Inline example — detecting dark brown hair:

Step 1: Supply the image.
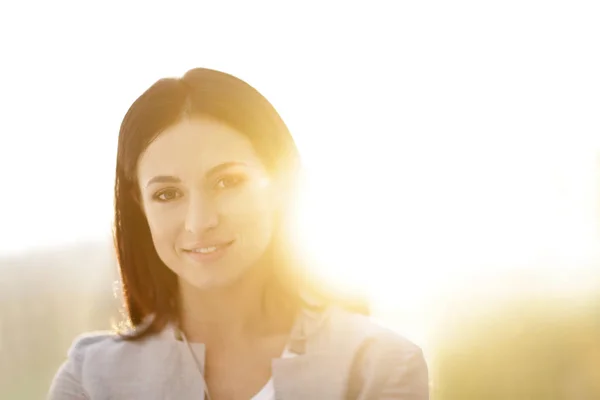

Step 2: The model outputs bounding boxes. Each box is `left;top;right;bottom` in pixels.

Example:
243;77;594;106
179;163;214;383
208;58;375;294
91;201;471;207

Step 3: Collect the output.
114;68;367;339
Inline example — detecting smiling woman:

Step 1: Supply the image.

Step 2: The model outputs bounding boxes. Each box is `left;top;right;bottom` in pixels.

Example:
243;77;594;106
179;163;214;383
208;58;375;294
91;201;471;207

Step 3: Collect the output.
47;67;429;399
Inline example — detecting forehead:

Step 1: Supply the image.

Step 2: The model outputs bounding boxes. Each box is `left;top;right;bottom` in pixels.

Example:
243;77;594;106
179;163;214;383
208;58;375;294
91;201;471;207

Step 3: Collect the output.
137;117;263;181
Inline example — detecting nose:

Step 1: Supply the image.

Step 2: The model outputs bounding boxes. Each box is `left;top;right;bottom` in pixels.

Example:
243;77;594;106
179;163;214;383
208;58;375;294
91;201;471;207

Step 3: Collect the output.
184;190;219;234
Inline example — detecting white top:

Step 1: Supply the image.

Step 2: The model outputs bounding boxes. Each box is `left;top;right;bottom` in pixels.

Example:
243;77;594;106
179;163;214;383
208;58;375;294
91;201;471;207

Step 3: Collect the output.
251;348;297;400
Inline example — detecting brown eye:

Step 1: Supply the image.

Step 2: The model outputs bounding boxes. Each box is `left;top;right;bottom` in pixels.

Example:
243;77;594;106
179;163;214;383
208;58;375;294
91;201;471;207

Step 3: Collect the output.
215;174;246;190
153;188;182;202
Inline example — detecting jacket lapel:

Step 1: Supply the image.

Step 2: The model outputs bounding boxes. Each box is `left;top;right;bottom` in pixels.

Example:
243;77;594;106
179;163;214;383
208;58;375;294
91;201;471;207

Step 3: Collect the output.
159;324;208;400
169;342;207;399
154;305;366;400
271;306;366;400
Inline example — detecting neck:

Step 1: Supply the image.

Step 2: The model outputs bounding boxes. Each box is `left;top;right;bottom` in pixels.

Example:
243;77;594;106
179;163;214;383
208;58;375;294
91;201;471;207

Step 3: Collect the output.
177;267;295;344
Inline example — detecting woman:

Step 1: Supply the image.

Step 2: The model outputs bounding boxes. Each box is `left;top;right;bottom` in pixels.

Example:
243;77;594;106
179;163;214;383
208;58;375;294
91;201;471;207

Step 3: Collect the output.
48;67;428;399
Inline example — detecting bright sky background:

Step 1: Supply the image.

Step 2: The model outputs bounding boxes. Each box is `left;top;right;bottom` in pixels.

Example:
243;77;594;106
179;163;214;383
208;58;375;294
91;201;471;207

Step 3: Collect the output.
1;1;600;337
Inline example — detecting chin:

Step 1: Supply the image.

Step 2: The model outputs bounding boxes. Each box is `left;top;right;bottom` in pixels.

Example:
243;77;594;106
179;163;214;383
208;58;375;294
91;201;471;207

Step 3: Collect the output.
182;268;247;291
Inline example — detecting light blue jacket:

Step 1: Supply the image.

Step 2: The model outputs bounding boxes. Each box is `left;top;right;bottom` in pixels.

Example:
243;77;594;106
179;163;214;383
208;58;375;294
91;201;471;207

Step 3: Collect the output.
48;306;429;399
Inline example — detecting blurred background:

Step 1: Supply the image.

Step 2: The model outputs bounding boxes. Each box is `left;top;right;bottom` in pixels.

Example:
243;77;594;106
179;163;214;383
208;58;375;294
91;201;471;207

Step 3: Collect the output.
1;1;600;399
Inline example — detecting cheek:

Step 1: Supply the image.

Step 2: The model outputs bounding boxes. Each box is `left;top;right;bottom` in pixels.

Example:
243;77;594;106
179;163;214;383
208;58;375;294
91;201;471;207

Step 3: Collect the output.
219;190;276;252
144;205;183;249
219;188;274;226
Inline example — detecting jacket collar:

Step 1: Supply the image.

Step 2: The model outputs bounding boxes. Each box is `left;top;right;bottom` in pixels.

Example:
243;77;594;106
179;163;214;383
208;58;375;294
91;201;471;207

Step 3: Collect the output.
147;305;357;400
135;298;365;399
272;305;364;399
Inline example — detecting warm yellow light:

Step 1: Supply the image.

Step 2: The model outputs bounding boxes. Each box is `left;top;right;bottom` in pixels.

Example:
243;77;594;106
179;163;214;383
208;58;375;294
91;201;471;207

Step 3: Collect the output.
293;141;600;319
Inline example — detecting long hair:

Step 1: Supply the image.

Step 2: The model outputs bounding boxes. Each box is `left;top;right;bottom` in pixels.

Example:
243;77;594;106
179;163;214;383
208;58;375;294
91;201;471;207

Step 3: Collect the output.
114;68;368;340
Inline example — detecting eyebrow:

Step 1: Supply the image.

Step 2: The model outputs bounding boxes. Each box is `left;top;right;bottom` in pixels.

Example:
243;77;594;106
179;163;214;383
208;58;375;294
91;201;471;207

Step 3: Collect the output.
144;161;248;188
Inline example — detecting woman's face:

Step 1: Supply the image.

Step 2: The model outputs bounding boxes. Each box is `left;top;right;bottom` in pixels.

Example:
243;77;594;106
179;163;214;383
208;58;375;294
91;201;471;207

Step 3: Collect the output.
137;117;277;290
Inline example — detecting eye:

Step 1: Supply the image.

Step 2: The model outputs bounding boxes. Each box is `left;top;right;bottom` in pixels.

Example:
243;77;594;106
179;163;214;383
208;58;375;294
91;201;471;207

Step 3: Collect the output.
214;174;246;190
152;188;183;202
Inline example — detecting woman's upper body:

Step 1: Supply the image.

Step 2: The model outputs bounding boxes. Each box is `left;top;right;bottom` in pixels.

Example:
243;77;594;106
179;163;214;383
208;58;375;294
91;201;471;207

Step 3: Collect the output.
48;67;428;399
48;305;428;399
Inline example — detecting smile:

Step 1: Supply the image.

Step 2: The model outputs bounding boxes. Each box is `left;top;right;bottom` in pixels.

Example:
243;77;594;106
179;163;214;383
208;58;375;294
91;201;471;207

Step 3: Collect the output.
192;246;220;254
183;240;235;262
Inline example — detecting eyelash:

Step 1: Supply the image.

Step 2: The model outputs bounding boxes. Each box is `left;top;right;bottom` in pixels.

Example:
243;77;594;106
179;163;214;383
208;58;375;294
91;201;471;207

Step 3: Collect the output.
152;188;182;203
214;173;246;190
151;174;247;203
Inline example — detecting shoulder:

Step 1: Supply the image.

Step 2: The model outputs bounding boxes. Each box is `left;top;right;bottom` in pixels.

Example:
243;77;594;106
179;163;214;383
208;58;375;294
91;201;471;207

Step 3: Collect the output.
48;328;170;399
67;330;129;363
326;306;423;354
48;331;120;399
67;327;171;374
325;307;430;398
69;330;120;355
62;315;163;368
59;331;133;381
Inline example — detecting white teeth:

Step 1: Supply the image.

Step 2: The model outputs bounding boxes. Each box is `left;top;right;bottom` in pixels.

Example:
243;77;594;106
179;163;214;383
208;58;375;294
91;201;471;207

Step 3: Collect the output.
193;246;218;254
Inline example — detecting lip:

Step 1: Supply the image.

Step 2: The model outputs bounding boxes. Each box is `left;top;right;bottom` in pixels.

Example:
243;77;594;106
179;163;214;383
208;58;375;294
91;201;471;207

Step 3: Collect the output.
182;240;235;264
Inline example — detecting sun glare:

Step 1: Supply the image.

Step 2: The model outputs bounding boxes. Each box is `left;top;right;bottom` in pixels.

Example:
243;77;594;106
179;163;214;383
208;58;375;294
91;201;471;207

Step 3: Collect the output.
293;141;600;316
1;2;598;350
